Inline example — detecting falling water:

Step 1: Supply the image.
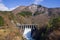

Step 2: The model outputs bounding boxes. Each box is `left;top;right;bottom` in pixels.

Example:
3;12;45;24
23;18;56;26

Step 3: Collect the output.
23;28;34;40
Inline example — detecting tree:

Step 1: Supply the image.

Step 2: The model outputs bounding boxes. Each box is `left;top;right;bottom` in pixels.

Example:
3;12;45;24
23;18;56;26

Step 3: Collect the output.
0;16;4;26
49;17;60;29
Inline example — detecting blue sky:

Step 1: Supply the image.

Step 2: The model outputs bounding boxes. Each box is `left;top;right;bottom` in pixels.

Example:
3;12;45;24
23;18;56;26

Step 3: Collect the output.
0;0;60;11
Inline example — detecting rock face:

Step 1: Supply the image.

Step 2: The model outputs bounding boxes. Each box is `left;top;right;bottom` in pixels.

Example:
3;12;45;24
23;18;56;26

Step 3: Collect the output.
12;4;60;16
12;4;60;27
48;8;60;17
12;4;48;15
12;6;26;14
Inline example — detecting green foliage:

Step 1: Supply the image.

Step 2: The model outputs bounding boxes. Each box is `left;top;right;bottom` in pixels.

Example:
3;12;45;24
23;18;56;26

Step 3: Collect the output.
18;11;32;17
32;17;60;40
0;16;4;26
0;11;9;15
9;13;15;20
49;17;60;27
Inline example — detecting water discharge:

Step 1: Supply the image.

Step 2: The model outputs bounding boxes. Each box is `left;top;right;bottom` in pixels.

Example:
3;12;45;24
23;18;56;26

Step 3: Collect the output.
23;28;34;40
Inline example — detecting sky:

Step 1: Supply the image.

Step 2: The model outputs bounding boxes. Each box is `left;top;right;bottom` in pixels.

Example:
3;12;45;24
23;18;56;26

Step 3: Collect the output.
0;0;60;11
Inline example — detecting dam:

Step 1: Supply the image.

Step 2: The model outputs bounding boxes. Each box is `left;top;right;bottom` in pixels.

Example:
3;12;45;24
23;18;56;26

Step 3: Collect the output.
17;24;38;40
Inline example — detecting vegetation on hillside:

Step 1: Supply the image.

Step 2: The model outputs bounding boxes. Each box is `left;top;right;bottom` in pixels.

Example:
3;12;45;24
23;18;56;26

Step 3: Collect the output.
9;13;16;20
0;11;25;40
0;10;60;40
34;11;45;16
48;17;60;27
0;11;11;15
32;17;60;40
18;11;32;17
0;16;4;26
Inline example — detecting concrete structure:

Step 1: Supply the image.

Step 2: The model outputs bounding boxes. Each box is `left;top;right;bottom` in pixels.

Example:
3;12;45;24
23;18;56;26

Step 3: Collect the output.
17;24;38;40
17;24;38;29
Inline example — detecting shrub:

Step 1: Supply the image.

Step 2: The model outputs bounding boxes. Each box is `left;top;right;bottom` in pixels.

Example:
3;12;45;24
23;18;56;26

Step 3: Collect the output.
32;17;60;40
0;16;4;26
49;17;60;27
18;11;32;17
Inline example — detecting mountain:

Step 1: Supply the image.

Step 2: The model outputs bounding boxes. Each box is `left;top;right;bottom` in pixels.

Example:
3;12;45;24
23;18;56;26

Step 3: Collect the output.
12;4;60;27
12;4;48;15
0;4;51;27
0;4;60;40
12;4;60;16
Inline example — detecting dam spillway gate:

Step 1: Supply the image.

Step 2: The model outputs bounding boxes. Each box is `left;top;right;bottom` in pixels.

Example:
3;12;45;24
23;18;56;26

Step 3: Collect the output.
17;24;38;30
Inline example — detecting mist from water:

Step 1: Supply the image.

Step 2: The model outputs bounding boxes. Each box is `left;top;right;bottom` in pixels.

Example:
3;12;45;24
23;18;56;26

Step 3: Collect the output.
23;28;34;40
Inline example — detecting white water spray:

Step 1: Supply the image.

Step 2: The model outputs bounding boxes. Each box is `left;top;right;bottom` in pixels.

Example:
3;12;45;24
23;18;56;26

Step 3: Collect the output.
23;28;34;40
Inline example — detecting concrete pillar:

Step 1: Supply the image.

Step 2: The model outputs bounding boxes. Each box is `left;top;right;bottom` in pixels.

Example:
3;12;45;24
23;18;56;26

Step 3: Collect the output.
23;25;24;30
33;25;35;29
29;25;30;28
20;25;21;29
29;25;30;29
27;25;28;28
32;25;33;29
28;25;29;28
24;25;25;29
30;25;31;28
21;25;23;29
26;25;28;28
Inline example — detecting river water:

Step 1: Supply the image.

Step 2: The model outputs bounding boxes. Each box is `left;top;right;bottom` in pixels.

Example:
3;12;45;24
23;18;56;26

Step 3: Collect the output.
23;28;34;40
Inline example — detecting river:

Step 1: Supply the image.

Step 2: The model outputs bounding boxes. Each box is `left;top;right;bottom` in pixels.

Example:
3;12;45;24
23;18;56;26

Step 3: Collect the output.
23;28;34;40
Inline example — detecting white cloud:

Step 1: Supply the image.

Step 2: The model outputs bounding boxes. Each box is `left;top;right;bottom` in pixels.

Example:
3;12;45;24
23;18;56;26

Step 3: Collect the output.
34;0;44;4
0;3;19;11
0;3;9;11
9;6;19;11
0;0;19;11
